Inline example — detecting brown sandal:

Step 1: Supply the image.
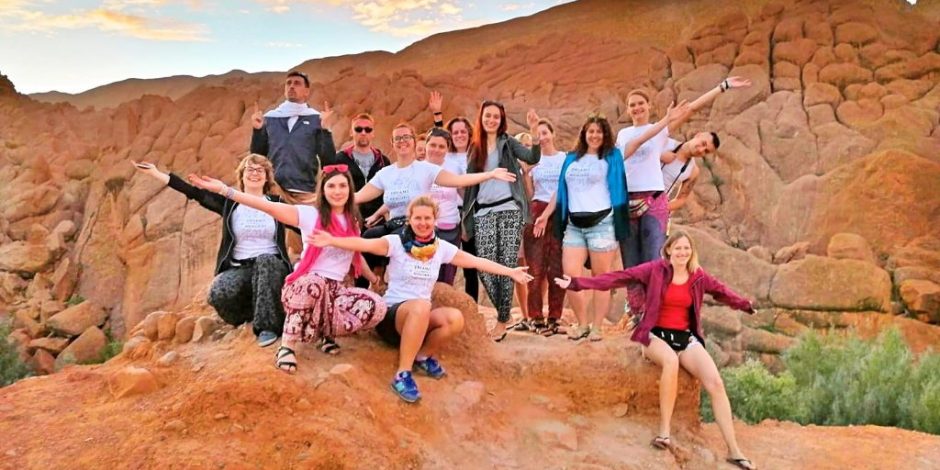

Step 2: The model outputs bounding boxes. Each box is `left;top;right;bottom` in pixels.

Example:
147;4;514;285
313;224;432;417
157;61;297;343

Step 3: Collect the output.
650;436;671;450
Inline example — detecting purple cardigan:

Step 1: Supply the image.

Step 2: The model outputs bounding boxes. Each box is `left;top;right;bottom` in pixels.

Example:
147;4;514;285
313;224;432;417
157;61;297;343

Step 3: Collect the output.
568;259;754;346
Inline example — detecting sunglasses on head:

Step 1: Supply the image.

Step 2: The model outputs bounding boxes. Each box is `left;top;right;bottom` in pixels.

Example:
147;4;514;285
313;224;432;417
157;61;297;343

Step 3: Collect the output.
354;126;373;134
322;164;348;174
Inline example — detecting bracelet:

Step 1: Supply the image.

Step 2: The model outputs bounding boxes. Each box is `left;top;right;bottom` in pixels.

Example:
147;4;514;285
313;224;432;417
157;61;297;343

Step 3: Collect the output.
433;111;443;116
219;185;235;199
720;79;730;92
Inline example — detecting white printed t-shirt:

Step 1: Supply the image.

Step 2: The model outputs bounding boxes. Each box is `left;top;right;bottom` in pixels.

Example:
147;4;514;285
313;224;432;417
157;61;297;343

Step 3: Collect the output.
368;161;443;219
616;124;669;192
296;206;355;281
383;235;459;305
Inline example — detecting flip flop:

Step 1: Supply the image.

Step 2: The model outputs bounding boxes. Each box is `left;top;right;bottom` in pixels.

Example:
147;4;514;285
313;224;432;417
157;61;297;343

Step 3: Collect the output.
274;346;297;374
726;458;756;470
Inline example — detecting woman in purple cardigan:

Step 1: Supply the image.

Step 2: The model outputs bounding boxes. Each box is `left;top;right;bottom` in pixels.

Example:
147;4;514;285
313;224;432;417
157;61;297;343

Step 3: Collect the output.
555;231;757;470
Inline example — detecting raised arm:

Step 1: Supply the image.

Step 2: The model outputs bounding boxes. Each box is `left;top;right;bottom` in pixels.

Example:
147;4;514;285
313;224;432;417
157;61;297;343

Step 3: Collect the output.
308;231;390;257
450;251;533;284
668;76;751;133
355;183;385;205
507;109;543;165
187;174;300;227
249;102;269;156
623;101;685;159
434;168;516;188
429;91;445;128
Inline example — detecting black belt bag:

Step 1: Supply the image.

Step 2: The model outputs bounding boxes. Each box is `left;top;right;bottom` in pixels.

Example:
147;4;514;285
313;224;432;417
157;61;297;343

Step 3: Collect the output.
385;216;406;232
569;208;611;228
476;196;515;211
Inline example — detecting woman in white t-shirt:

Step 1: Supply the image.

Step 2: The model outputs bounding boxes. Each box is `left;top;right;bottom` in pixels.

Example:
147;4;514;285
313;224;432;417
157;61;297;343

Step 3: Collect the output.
520;119;567;335
132;155;291;349
424;127;463;284
310;196;533;404
187;165;386;375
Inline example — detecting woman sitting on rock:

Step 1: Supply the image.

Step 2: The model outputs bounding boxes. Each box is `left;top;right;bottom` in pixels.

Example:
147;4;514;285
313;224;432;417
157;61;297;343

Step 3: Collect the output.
310;196;533;403
186;165;386;374
132;156;291;348
555;231;757;470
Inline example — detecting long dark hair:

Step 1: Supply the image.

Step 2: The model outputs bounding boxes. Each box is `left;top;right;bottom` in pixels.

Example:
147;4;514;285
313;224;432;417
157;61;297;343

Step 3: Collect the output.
316;167;362;230
445;116;473;153
469;100;507;173
574;114;615;160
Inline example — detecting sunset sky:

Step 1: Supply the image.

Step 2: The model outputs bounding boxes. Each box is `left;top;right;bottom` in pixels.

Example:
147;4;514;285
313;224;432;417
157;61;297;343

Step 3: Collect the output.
0;0;569;94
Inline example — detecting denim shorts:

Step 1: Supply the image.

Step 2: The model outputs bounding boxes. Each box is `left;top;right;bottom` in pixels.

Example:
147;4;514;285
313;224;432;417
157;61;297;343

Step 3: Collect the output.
563;214;618;252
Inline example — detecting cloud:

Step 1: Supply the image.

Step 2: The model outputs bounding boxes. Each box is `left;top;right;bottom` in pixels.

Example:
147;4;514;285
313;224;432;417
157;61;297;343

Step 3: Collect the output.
500;2;533;11
0;1;209;41
266;41;304;48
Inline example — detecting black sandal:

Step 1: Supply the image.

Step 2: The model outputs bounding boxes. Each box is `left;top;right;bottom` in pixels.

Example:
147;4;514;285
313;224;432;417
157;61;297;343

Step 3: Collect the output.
650;436;671;450
511;319;533;332
275;346;297;374
539;320;564;337
726;458;756;470
319;337;341;355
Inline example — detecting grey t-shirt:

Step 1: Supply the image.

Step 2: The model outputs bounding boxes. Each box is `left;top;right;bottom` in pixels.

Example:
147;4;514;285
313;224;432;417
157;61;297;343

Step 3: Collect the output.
475;148;517;217
352;149;374;177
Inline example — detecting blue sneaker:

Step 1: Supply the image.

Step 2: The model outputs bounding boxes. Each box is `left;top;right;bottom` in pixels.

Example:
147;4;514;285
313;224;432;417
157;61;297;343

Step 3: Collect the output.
257;330;278;348
391;371;421;403
413;356;446;379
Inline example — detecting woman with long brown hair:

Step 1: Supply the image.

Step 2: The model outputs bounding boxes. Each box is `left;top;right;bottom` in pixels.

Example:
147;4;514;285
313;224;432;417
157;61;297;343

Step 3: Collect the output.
462;100;541;341
555;231;757;470
187;165;387;374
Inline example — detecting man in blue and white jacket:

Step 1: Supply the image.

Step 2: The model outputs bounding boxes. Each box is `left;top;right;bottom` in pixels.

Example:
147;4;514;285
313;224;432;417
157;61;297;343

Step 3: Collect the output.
250;70;336;203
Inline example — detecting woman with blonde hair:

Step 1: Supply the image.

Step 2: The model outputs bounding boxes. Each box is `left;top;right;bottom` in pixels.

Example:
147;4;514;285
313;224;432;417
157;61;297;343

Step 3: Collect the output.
311;196;533;403
555;231;757;470
131;154;292;348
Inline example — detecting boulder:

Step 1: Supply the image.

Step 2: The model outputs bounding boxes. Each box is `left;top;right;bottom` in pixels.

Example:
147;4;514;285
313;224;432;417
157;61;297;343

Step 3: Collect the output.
30;348;56;375
192;316;220;342
54;326;107;370
834;22;878;45
122;336;153;360
747;246;773;264
13;310;46;338
27;337;69;355
174;316;196;343
769;255;892;311
108;366;160;398
818;63;873;88
0;272;27;304
740;328;795;354
701;305;743;336
773;38;817;66
804;82;842;108
899;280;940;322
827;233;875;264
678;226;776;302
46;301;107;337
50;258;80;302
0;241;54;273
773;242;810;264
157;312;180;341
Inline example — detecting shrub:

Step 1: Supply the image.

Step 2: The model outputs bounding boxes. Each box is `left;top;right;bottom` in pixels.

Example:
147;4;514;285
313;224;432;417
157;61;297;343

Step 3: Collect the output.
703;328;940;435
0;324;32;387
65;294;85;307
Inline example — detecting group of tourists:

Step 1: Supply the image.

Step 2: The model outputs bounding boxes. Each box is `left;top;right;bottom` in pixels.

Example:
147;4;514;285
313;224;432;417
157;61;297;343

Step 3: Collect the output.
132;70;758;469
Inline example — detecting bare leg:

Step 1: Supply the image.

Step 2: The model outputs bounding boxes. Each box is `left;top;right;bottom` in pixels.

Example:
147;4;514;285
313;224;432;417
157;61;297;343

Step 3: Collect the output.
514;256;529;319
643;336;681;439
418;307;465;358
394;300;432;373
562;247;590;325
587;249;617;327
679;344;749;462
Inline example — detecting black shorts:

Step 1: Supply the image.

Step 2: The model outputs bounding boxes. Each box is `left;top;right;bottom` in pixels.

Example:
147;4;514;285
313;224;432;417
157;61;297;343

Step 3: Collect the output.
650;327;699;352
375;302;404;346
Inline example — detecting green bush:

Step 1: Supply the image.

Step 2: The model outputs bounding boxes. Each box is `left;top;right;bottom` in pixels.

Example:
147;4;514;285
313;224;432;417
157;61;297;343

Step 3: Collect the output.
0;324;32;387
703;328;940;435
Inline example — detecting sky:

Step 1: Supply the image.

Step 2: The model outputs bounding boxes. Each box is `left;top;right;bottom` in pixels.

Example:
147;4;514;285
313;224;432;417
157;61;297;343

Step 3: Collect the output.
0;0;569;94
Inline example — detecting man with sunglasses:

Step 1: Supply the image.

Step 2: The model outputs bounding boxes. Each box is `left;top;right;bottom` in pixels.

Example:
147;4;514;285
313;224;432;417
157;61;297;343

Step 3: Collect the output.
332;113;391;288
250;70;336;203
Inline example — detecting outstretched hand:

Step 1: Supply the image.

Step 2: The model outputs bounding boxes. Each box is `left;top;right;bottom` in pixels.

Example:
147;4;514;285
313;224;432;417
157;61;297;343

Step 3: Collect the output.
526;108;540;131
187;174;227;194
664;99;690;121
307;229;335;248
320;101;334;128
554;275;572;289
508;266;534;284
429;91;443;114
488;167;517;183
726;76;752;89
532;214;549;238
131;160;162;177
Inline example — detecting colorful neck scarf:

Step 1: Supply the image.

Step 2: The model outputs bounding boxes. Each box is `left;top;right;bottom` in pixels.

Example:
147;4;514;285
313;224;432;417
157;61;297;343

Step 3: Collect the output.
285;211;363;284
399;225;438;262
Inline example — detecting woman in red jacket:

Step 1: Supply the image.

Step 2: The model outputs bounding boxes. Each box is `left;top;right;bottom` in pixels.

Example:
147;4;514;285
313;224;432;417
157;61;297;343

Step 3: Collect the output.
555;231;757;470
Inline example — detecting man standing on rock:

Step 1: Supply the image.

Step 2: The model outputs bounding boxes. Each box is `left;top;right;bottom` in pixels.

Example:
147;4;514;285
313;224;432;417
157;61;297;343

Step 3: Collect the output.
331;113;391;288
250;70;336;204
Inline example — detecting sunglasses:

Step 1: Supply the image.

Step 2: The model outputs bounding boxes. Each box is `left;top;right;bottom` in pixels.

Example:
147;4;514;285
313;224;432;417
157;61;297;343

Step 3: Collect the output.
354;126;373;134
322;164;348;173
